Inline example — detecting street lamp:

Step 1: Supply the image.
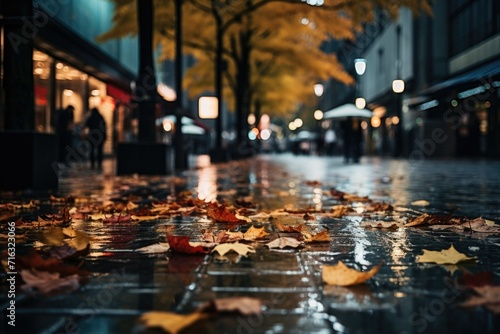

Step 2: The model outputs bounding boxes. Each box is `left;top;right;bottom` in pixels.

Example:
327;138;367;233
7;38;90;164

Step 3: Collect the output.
354;58;366;109
354;58;367;76
393;25;404;157
314;84;324;97
314;109;323;121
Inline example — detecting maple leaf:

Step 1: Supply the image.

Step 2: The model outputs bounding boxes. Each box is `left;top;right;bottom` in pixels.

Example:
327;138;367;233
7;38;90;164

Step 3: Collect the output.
416;245;475;265
103;213;132;224
461;286;500;313
325;205;351;218
266;237;302;249
275;222;304;233
207;203;242;223
212;243;255;257
243;226;269;241
167;235;208;254
140;311;207;334
322;261;382;286
135;242;171;253
303;230;330;243
199;297;263;315
20;269;80;296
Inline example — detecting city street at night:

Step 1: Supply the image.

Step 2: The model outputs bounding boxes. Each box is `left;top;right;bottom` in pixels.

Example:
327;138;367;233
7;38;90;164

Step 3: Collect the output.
1;154;500;333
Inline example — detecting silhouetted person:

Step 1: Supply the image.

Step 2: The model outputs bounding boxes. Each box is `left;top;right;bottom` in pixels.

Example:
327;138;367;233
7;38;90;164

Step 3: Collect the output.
84;107;107;169
342;118;362;163
56;105;75;163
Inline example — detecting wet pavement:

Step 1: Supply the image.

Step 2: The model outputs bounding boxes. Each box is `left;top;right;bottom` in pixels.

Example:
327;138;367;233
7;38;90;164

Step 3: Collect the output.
1;154;500;334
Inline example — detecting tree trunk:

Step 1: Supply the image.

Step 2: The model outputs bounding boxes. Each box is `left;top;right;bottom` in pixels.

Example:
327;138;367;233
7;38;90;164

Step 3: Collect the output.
2;0;35;130
136;0;157;142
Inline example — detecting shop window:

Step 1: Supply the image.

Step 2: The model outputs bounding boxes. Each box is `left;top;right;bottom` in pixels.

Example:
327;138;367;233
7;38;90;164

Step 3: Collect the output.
33;50;52;132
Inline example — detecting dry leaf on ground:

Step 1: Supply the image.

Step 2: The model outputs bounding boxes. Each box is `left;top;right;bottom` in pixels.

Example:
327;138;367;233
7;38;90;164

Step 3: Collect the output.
244;226;269;241
135;243;171;253
266;237;302;249
140;311;206;334
207;204;242;223
416;245;475;264
212;243;255;257
322;261;382;286
275;222;304;233
411;200;430;206
461;286;500;313
167;235;208;254
303;230;330;242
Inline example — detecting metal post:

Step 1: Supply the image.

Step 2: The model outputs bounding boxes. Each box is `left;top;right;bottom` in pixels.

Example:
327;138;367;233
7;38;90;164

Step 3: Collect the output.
174;0;187;169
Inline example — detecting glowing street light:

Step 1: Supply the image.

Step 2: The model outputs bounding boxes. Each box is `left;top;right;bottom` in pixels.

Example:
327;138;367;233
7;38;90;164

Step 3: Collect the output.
354;58;367;76
314;109;324;120
392;79;405;93
355;97;366;109
314;84;324;97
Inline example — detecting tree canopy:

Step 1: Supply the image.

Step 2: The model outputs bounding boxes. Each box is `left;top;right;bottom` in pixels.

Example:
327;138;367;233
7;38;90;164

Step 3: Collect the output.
98;0;431;121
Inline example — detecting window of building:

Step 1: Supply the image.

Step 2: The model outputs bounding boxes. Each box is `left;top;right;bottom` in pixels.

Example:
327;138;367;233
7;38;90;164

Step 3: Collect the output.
449;0;497;55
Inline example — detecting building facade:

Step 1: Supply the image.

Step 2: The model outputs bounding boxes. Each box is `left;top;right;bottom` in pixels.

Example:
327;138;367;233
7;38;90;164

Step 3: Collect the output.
329;0;500;158
1;0;139;154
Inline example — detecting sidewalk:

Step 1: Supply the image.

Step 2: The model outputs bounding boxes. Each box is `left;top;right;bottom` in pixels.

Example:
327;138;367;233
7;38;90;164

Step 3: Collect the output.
1;154;500;333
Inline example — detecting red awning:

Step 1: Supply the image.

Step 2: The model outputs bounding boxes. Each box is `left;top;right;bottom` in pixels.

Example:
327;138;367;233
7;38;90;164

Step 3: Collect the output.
107;84;131;103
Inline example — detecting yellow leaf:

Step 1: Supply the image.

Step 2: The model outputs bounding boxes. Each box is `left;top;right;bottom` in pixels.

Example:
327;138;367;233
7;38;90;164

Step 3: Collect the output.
416;245;475;264
322;261;382;286
235;214;252;223
212;243;256;257
411;200;430;206
131;215;159;222
244;226;269;241
140;311;206;334
303;230;330;242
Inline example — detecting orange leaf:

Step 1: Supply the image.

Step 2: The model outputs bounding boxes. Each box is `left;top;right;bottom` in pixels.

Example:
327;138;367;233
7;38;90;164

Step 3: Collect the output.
207;204;241;223
322;261;382;286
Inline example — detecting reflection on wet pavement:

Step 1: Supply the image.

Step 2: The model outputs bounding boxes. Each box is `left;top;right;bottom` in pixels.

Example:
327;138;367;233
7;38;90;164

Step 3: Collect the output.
1;154;500;333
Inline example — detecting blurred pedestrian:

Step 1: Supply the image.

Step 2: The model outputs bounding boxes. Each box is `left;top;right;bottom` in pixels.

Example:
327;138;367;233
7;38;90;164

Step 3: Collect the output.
56;105;75;163
342;118;362;163
84;107;107;170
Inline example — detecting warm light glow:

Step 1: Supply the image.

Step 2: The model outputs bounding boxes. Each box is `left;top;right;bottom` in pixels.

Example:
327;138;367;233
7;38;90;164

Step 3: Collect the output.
198;96;218;119
355;97;366;109
157;83;176;101
354;58;367;75
163;120;173;132
34;68;43;75
63;89;73;96
260;129;271;140
80;74;88;80
248;128;259;140
392;79;405;93
294;118;303;128
56;63;64;69
371;116;381;128
260;114;270;126
361;121;368;129
289;122;297;131
372;106;387;117
314;109;323;120
314;84;324;97
91;89;100;96
385;117;393;126
247;113;256;125
391;116;400;125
